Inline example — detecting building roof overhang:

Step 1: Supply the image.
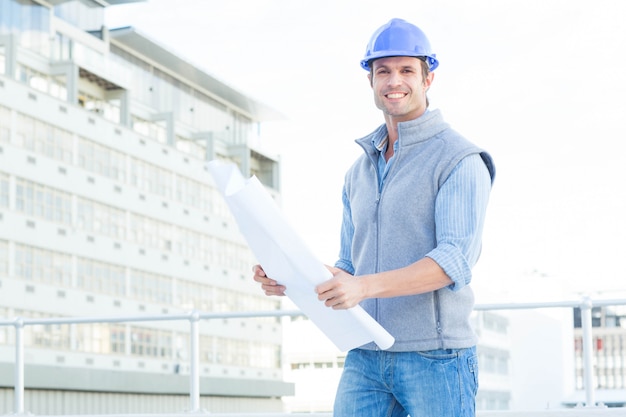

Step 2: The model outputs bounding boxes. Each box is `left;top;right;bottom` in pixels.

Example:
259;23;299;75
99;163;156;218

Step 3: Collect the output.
108;26;283;122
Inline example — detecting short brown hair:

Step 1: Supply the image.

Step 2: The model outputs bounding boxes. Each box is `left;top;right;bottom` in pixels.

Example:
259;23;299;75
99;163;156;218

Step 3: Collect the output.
368;56;430;80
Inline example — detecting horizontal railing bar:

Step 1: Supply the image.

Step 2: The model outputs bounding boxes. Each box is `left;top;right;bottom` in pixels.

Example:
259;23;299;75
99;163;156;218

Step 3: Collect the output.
2;297;626;327
0;310;304;327
476;298;626;311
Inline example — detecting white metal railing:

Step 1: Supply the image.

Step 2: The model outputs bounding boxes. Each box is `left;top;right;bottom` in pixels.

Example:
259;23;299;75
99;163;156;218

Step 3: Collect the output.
474;297;626;409
1;297;626;416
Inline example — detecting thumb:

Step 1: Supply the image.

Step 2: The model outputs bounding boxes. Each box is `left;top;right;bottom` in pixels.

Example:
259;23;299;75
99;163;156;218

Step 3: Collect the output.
324;264;342;277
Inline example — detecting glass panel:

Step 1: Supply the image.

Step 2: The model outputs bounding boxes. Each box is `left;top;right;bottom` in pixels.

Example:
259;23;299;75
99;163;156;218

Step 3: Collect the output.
0;46;5;75
5;0;53;58
53;0;104;31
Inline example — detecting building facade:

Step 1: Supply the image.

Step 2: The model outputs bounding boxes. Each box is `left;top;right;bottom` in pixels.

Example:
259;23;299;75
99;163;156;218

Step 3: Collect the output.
572;305;626;407
0;0;291;414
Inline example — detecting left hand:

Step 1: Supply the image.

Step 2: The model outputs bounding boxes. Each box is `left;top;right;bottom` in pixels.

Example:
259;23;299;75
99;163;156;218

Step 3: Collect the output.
315;266;366;309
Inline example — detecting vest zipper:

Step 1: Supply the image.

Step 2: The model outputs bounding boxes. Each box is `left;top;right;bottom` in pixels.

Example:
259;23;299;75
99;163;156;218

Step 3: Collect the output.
373;154;383;349
434;290;444;348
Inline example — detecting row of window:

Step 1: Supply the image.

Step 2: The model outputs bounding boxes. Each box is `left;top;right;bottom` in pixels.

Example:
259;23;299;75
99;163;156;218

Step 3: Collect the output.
479;311;509;335
477;347;510;376
476;391;511;411
0;172;247;268
0;107;227;214
0;239;277;312
16;64;68;101
575;370;626;391
574;335;626;389
0;307;280;369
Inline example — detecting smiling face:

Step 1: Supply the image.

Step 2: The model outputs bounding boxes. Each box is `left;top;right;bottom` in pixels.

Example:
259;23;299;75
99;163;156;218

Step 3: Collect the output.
368;56;434;125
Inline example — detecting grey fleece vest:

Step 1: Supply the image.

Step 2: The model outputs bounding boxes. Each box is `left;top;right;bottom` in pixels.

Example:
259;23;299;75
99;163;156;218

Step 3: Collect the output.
344;109;495;352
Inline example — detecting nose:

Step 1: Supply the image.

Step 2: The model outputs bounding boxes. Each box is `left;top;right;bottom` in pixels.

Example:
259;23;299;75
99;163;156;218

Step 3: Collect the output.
387;70;402;86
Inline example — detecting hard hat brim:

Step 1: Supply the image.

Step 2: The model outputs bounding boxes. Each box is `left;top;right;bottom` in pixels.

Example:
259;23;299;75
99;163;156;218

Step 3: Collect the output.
360;54;439;72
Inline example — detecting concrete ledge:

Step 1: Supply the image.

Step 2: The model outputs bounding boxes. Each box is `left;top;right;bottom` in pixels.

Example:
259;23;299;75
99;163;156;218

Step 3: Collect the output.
0;363;294;397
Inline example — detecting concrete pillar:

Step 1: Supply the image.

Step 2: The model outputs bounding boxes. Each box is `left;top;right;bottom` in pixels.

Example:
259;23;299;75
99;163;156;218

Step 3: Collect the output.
151;112;175;146
0;34;18;78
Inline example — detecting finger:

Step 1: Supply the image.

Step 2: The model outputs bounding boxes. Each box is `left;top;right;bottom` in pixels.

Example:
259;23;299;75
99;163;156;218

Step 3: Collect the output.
317;286;335;302
326;297;343;309
252;264;266;276
253;274;269;284
262;284;286;296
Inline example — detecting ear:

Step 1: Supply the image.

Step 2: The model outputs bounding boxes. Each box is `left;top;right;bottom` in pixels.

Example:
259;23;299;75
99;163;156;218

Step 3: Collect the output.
424;71;435;89
368;72;373;88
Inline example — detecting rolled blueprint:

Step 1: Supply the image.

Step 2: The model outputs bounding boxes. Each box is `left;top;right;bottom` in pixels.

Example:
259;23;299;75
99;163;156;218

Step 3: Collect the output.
207;160;394;351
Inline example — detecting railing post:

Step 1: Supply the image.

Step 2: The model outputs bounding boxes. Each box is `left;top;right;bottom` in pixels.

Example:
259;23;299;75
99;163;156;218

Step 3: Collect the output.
13;317;25;415
580;296;596;407
188;310;202;413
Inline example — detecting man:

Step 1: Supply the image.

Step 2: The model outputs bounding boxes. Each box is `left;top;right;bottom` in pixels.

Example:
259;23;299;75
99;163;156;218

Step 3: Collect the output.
253;18;495;417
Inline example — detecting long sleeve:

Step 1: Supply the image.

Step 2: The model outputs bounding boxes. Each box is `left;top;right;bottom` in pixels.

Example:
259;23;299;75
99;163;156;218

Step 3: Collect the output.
426;153;492;291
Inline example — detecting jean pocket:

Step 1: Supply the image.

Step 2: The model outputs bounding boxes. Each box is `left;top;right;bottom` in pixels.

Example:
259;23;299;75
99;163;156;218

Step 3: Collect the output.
415;348;462;360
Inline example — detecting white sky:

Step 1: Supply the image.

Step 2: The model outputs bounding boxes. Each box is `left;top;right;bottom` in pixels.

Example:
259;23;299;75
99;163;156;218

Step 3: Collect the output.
106;0;626;302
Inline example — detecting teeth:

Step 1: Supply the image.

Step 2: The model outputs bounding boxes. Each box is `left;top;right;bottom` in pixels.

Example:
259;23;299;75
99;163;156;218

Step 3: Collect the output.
387;93;405;99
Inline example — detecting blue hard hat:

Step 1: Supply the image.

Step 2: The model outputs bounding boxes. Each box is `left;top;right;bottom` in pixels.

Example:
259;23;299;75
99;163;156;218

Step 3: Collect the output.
360;18;439;72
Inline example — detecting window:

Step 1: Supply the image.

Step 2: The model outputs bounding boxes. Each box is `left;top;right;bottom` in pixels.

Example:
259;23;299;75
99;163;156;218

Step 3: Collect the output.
0;240;8;278
482;312;509;334
78;137;127;182
129;269;173;305
0;171;9;208
0;105;10;142
132;116;167;144
130;326;172;358
14;244;72;286
15;113;73;163
478;347;509;376
176;279;213;311
110;324;126;354
15;177;72;225
175;135;205;159
76;197;126;240
0;307;8;345
78;90;120;124
76;257;125;297
0;1;51;58
14;309;71;351
53;1;104;31
130;157;173;199
176;174;210;211
129;213;174;252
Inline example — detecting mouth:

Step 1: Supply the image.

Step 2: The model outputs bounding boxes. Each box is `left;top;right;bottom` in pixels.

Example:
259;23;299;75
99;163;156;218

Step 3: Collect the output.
385;92;408;99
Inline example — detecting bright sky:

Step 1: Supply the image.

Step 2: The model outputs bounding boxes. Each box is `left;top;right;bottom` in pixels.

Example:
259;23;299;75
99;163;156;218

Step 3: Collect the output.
106;0;626;302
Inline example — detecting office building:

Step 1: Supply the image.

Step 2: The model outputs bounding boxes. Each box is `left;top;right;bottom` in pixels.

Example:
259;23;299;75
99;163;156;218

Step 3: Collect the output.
571;305;626;407
0;0;291;414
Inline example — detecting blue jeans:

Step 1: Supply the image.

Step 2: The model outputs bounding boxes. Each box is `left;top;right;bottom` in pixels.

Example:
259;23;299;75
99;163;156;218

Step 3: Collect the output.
333;347;478;417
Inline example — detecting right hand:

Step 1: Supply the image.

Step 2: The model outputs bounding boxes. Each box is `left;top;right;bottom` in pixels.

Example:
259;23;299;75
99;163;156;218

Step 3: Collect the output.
252;264;286;296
